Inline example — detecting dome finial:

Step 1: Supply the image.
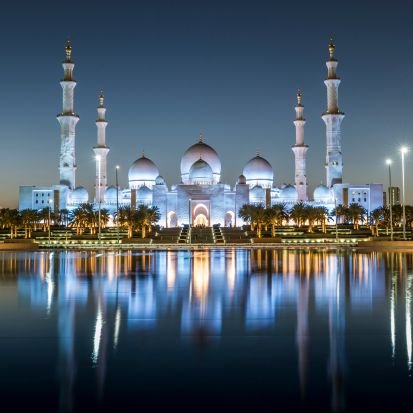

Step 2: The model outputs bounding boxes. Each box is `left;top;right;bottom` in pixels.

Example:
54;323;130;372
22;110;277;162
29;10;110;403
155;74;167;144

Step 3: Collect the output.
256;149;260;157
297;89;302;105
98;90;104;106
141;149;145;158
328;37;335;59
65;39;72;62
198;133;204;143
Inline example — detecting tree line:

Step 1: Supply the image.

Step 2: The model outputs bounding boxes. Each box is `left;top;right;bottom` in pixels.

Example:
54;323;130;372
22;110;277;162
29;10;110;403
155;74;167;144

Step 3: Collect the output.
238;202;410;238
0;203;160;239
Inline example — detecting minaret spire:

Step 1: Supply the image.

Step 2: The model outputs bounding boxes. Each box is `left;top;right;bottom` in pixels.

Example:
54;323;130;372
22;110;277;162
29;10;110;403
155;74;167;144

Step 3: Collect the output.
57;40;79;189
322;38;345;187
93;91;110;203
292;89;309;201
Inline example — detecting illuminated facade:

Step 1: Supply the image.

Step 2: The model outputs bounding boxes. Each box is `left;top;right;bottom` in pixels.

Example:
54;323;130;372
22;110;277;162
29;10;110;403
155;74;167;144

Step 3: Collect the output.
18;40;383;225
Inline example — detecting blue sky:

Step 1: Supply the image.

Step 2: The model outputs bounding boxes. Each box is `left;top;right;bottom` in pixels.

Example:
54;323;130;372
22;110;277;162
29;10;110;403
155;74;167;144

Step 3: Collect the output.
0;0;412;207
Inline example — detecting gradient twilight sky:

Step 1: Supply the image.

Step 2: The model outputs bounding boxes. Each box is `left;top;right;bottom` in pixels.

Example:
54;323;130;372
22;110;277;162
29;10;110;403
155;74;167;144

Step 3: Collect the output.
0;0;412;208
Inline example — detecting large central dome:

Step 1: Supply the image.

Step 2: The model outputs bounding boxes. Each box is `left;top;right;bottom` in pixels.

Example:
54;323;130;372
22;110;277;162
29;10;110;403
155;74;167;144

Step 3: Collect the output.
180;136;221;184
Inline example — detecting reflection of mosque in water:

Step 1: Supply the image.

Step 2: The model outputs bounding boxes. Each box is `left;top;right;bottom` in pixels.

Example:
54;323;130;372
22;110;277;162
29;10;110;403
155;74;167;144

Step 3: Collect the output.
2;250;413;412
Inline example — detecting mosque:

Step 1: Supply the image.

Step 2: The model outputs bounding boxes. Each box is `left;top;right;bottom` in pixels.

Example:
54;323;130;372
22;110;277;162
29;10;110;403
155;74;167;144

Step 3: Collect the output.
19;40;383;227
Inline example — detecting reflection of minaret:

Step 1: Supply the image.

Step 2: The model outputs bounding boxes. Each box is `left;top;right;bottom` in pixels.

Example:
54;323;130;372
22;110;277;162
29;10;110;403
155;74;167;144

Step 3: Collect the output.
57;253;75;413
57;41;79;189
322;39;345;188
296;278;309;398
406;272;412;371
292;90;309;201
390;254;396;359
328;267;346;412
93;92;110;203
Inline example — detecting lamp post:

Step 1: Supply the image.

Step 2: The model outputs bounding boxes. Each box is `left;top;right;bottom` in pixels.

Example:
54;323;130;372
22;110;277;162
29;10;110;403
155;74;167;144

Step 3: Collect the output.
401;147;408;240
96;155;102;243
334;195;338;241
48;199;52;247
115;165;120;244
386;159;393;241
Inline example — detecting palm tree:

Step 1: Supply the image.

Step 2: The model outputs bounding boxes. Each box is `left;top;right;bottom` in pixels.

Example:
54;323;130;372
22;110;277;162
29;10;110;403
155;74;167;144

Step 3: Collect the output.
135;205;160;238
238;204;255;227
290;202;307;228
238;204;266;237
0;208;20;238
117;206;138;238
264;207;278;237
58;208;70;227
69;203;93;235
314;206;330;233
251;204;266;238
331;204;349;225
370;207;383;237
19;209;39;238
37;208;51;231
348;203;366;230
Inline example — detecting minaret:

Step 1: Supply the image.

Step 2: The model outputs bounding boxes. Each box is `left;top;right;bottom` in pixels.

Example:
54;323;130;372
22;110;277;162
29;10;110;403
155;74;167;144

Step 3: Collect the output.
57;41;79;189
292;90;309;201
93;92;109;203
322;38;345;188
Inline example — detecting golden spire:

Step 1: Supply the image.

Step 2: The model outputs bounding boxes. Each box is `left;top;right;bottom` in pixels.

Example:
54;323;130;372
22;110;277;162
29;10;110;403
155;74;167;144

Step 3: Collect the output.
65;39;72;62
99;90;104;106
198;133;204;143
297;89;302;105
328;37;335;59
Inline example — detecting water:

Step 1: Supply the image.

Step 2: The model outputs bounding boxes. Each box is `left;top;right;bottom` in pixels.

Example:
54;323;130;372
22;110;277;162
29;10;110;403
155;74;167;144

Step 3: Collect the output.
0;248;412;412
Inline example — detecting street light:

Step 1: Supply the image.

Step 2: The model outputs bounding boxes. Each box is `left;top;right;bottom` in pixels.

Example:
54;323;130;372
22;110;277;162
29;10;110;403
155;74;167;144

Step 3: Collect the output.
386;159;393;241
115;165;120;245
334;195;338;241
48;198;52;247
96;155;102;243
401;147;408;240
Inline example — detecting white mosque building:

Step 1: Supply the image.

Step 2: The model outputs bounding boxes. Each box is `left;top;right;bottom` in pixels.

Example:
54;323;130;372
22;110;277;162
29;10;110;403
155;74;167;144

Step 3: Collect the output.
19;40;383;227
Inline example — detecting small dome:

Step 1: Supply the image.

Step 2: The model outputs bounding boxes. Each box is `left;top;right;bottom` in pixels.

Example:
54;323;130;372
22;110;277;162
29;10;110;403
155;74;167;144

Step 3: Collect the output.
249;184;265;204
313;184;331;201
189;158;213;184
128;155;159;189
71;186;88;203
237;174;247;185
280;184;297;200
180;137;221;184
155;175;166;185
137;185;152;203
243;154;273;188
104;185;118;202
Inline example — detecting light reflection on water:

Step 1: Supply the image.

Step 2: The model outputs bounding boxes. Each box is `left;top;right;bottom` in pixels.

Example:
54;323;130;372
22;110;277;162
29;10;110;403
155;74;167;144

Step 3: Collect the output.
0;248;413;412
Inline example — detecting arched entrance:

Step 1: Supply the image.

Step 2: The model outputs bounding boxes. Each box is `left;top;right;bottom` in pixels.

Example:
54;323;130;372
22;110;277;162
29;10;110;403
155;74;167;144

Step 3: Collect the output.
224;211;235;227
192;202;210;226
167;211;178;227
194;213;208;226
